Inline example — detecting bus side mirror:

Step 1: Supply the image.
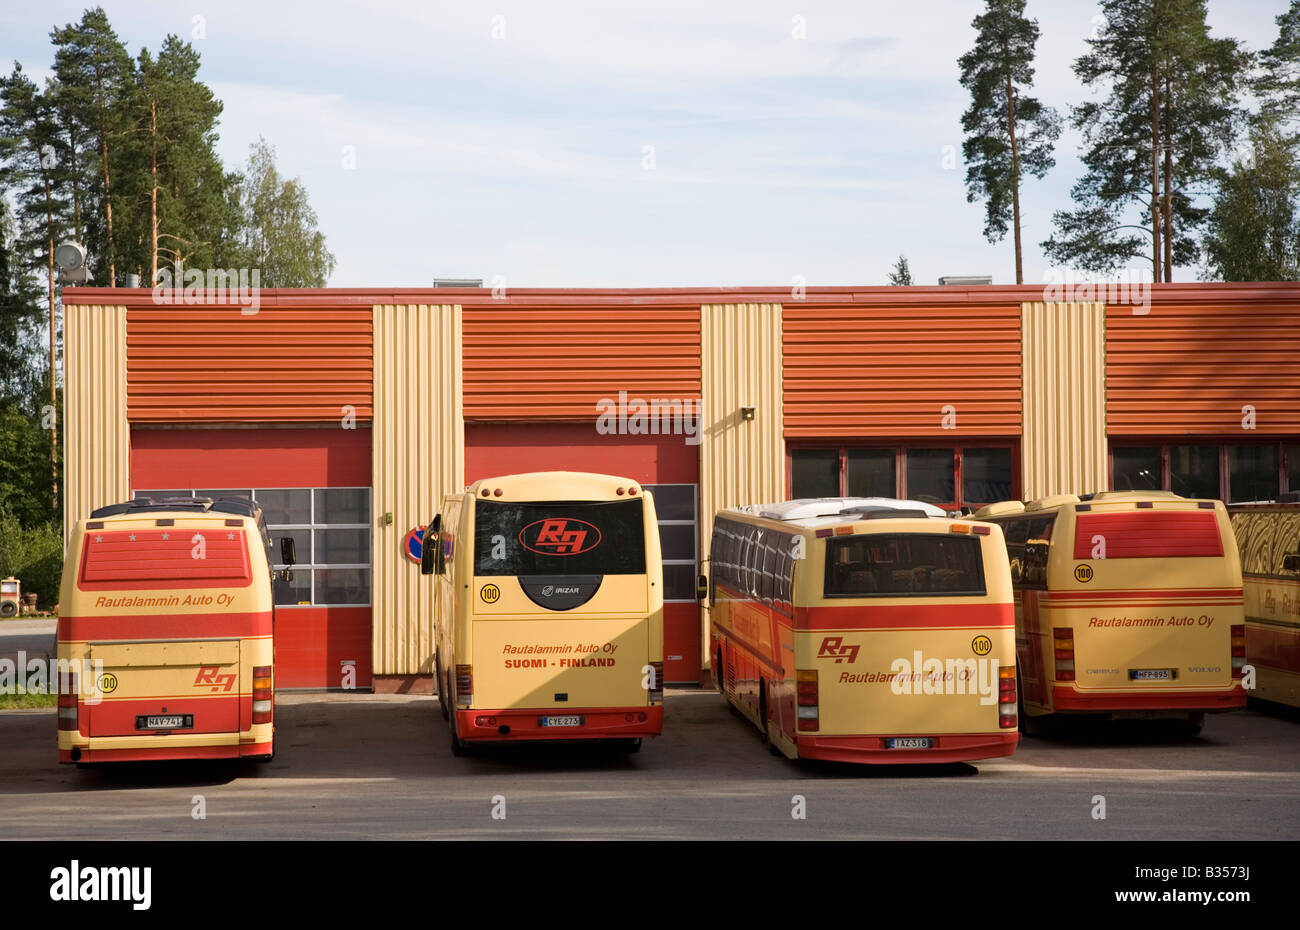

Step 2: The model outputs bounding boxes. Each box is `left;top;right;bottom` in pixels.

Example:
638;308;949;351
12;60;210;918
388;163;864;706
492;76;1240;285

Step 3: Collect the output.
280;537;297;566
421;515;442;576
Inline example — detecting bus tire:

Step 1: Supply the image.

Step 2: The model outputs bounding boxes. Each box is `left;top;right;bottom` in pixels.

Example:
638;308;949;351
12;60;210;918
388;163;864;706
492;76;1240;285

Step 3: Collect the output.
435;655;449;720
1180;711;1205;737
758;680;770;745
618;738;642;753
449;719;471;757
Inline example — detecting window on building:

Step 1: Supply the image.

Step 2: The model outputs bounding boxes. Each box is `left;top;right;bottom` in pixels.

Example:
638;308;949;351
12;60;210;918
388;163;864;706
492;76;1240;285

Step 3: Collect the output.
789;445;1016;510
1110;441;1293;502
642;484;697;602
133;487;372;606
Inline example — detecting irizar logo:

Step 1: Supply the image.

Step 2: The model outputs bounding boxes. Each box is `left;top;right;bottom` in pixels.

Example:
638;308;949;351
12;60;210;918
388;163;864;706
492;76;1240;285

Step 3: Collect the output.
50;860;151;910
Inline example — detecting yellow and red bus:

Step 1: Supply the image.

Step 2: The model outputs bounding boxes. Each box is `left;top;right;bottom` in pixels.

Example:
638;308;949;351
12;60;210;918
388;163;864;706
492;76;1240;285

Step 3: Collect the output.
972;491;1246;734
1228;500;1300;709
421;471;664;753
707;498;1019;764
57;496;293;764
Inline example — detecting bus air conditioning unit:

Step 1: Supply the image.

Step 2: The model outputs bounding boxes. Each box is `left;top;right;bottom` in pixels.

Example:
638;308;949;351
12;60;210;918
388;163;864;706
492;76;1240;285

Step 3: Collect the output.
0;577;19;617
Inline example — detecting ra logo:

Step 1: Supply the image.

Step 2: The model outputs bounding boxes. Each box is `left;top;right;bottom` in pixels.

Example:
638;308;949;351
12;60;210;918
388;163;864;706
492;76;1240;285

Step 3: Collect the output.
1264;590;1276;614
194;666;236;692
817;636;860;664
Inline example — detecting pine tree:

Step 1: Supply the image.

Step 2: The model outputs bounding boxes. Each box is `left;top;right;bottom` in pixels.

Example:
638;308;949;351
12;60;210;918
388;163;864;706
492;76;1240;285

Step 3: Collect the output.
887;255;913;285
50;7;134;285
958;0;1061;284
0;64;73;507
1042;0;1250;281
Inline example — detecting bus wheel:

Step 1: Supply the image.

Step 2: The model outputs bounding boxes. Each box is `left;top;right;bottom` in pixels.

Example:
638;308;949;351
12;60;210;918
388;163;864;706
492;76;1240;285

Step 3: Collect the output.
434;655;449;720
617;738;642;753
715;647;726;695
449;719;472;757
1180;712;1206;738
758;681;770;745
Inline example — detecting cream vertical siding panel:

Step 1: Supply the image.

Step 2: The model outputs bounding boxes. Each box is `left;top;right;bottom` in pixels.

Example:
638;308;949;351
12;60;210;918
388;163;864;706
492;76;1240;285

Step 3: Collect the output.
63;304;130;548
372;304;464;678
1021;302;1107;500
699;303;784;667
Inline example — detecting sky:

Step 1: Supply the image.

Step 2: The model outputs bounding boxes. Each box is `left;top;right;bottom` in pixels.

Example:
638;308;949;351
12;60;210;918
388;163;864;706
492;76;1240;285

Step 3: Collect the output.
0;0;1292;287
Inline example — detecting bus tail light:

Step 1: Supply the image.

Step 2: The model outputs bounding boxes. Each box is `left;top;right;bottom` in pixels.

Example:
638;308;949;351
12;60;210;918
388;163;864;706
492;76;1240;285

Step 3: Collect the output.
796;669;818;731
1053;628;1075;682
252;666;273;724
998;665;1017;728
58;670;78;731
1231;624;1246;678
648;662;664;703
455;665;473;706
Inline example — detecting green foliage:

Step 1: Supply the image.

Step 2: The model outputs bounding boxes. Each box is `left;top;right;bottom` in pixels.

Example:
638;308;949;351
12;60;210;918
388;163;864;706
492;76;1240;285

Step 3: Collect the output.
958;0;1061;282
1256;0;1300;125
887;255;913;286
232;138;336;286
0;401;54;525
1202;118;1300;281
1043;0;1251;279
0;508;64;612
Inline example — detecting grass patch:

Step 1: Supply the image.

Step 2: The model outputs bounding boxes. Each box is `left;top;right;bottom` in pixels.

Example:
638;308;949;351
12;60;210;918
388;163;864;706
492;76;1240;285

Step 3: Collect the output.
0;689;57;709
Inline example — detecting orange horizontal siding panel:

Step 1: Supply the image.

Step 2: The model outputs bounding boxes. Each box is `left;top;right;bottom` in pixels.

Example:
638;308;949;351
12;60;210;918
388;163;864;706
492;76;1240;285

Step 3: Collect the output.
125;305;373;423
783;303;1022;436
1106;302;1300;435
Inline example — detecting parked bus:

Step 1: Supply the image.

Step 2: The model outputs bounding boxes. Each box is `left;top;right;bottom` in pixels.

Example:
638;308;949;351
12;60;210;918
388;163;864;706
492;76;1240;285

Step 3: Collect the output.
972;491;1246;734
706;498;1019;764
57;496;295;764
1227;500;1300;709
421;471;664;754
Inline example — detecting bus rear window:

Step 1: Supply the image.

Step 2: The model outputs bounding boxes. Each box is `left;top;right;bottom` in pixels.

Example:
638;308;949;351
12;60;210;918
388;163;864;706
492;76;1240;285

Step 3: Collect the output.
1073;511;1223;559
79;530;252;588
824;534;986;597
474;499;646;576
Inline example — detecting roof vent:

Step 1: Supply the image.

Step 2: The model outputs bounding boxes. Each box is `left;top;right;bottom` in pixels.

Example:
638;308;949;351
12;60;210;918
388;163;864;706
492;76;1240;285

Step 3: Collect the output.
938;275;992;286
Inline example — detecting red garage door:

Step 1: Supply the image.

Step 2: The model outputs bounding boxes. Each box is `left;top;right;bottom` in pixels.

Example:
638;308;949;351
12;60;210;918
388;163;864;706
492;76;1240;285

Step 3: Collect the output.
130;427;373;690
466;423;702;683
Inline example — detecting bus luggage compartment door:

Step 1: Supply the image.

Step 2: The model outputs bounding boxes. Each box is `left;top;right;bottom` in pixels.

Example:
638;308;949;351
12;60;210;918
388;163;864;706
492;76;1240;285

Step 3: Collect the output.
474;618;648;709
86;640;241;737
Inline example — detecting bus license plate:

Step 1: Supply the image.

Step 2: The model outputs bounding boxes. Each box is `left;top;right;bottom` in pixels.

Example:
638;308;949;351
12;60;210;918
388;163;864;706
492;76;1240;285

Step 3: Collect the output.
137;715;192;730
887;737;933;749
539;715;584;728
1129;668;1173;681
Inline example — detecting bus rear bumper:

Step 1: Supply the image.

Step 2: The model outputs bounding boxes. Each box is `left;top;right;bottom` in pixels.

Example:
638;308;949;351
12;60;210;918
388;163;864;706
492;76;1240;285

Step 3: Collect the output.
455;706;663;742
794;731;1019;764
1051;685;1246;712
58;735;273;764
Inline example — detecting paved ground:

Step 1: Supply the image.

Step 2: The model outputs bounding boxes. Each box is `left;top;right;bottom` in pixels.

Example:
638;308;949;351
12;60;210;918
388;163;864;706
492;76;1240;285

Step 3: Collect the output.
1;687;1297;840
0;618;56;669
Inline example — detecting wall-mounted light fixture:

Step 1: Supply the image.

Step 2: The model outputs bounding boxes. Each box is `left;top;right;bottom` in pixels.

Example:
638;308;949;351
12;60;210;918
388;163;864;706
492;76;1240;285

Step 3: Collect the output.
383;511;394;526
740;406;756;421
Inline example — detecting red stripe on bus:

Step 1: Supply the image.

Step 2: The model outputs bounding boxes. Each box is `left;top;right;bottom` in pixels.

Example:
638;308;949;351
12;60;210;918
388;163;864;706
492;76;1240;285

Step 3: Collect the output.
1042;588;1242;602
1246;624;1300;674
1073;511;1223;560
1050;686;1244;711
59;611;273;641
796;602;1013;630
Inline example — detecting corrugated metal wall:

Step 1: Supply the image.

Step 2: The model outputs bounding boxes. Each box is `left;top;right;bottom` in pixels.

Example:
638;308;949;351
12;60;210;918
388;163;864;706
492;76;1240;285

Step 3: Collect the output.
127;305;373;421
64;304;131;546
371;304;464;677
699;302;784;668
462;306;700;418
783;303;1022;436
1107;301;1300;434
1021;302;1107;499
